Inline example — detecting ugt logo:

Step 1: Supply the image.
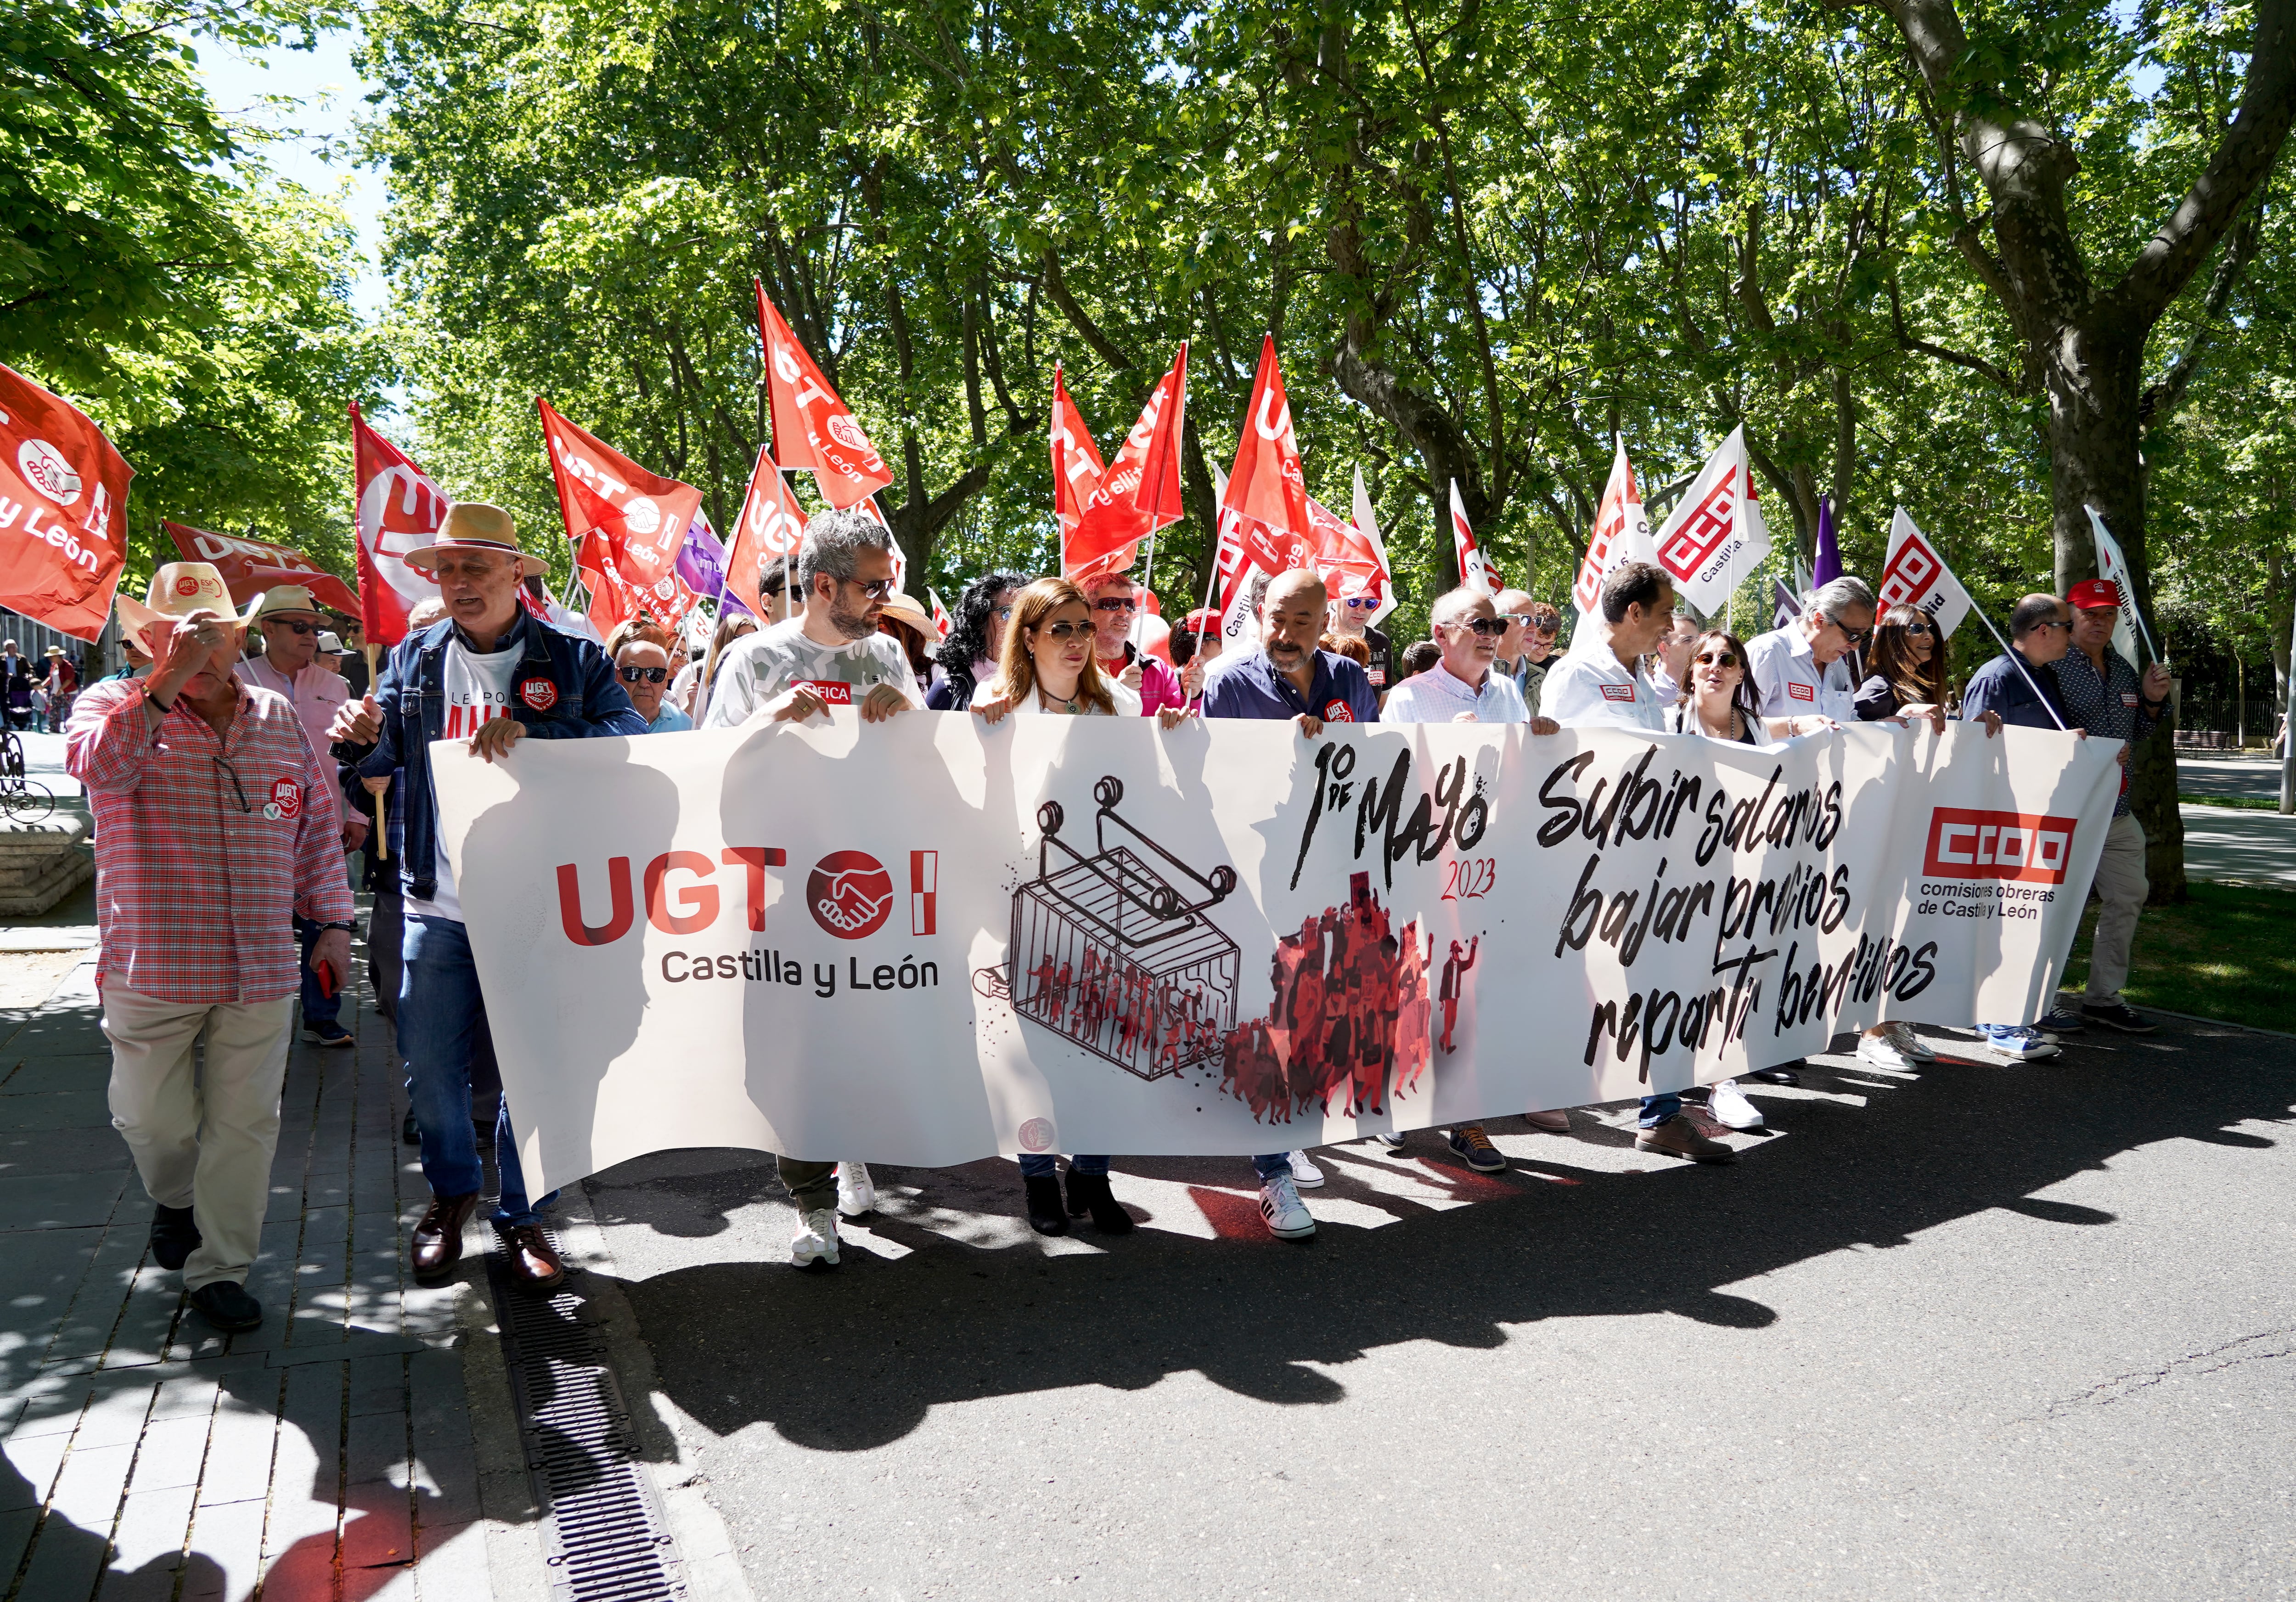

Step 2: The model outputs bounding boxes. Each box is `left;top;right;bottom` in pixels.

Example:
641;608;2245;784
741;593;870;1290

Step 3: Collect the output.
1923;808;2077;884
557;846;939;944
806;850;939;940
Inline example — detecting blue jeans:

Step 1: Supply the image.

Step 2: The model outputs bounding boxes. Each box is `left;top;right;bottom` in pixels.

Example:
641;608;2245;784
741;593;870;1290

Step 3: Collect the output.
400;914;556;1227
1638;1094;1680;1129
1019;1154;1109;1179
1253;1152;1292;1181
295;917;341;1030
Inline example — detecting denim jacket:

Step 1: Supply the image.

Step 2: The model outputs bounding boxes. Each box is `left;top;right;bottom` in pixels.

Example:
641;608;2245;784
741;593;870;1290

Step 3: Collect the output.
333;612;647;902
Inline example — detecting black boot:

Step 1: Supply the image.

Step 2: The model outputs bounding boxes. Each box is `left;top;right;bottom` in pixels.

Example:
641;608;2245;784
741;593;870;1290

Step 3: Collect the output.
150;1204;201;1271
1064;1170;1134;1235
1024;1173;1068;1235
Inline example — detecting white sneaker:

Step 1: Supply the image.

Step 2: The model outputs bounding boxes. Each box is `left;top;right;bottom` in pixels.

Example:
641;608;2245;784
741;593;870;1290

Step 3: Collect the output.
1259;1174;1316;1240
1980;1024;2060;1061
1886;1021;1937;1062
1288;1150;1325;1188
1856;1032;1916;1071
1709;1079;1765;1131
791;1207;841;1269
836;1162;876;1217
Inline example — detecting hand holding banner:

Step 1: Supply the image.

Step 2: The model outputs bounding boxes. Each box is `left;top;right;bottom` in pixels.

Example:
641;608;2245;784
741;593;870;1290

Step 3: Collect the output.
0;362;130;640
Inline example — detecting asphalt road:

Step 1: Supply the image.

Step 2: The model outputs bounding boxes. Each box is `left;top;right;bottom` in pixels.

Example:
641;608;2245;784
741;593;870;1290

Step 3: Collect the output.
2177;754;2285;801
574;1018;2296;1600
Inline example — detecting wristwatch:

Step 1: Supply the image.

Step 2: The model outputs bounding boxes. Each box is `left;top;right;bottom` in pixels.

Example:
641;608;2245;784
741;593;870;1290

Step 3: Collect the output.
321;920;357;934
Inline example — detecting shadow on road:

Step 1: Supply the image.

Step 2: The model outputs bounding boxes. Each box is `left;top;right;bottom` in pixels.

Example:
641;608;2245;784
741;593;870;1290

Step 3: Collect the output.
580;1019;2296;1452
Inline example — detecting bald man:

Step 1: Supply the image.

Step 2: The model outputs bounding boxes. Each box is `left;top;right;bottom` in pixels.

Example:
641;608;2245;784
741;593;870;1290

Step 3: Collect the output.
1199;569;1380;1240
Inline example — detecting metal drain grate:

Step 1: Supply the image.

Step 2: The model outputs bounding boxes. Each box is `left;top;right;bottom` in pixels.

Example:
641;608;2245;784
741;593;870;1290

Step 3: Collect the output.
488;1231;686;1602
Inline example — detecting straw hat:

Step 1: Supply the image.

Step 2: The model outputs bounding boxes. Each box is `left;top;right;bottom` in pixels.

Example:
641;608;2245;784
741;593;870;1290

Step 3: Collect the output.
116;562;249;636
247;584;323;623
404;502;524;571
877;592;936;638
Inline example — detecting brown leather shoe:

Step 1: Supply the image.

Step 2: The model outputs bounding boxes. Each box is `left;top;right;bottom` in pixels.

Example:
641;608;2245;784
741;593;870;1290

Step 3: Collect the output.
411;1192;481;1285
497;1224;566;1292
1635;1117;1738;1164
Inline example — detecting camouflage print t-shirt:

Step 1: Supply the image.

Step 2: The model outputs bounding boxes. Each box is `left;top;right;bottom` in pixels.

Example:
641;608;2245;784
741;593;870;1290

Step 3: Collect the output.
699;617;922;728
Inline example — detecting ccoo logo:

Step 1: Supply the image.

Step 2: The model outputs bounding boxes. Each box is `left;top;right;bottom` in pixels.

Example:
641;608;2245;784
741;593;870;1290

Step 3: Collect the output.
808;850;894;939
1923;807;2077;884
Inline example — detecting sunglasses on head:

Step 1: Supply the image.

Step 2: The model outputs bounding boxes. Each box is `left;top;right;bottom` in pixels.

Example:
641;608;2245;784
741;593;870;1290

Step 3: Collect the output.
1093;597;1138;613
1445;617;1508;637
1038;620;1090;640
617;664;668;684
266;619;318;636
1694;650;1738;667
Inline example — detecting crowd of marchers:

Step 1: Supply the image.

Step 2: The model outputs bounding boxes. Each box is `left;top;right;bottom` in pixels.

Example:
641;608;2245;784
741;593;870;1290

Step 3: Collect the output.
62;499;2171;1320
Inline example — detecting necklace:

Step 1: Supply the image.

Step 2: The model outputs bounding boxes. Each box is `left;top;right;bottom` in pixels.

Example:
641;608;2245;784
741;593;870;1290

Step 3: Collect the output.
1038;686;1081;715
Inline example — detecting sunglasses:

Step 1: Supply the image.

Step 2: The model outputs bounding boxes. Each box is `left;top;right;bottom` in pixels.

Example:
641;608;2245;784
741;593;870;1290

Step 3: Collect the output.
2031;619;2071;633
617;664;669;684
265;619;318;636
1342;597;1379;610
1093;597;1138;613
1819;614;1871;647
1037;620;1091;640
1693;650;1738;668
995;606;1014;621
1443;617;1508;637
842;577;895;599
1903;622;1934;637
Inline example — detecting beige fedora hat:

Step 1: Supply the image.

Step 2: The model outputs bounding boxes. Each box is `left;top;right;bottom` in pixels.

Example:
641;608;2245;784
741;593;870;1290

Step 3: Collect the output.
404;502;525;570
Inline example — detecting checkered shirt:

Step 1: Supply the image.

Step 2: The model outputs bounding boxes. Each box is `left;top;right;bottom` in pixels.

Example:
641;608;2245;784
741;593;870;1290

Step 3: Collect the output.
2051;647;2161;818
66;677;352;1004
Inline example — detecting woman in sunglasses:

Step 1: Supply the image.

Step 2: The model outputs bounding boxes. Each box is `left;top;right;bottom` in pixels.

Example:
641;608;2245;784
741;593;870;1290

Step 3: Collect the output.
1852;604;1949;731
1666;630;1834;744
924;570;1030;711
608;623;689;732
970;577;1152;1237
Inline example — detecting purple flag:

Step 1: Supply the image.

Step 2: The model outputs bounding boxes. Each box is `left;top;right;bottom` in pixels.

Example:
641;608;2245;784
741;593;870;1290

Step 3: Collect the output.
675;512;752;617
1772;577;1802;633
1813;495;1842;587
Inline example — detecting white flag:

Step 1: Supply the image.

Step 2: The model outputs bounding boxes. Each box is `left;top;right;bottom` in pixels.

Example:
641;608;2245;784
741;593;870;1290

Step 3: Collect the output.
1876;508;1975;638
2085;506;2150;664
1450;479;1498;595
1571;438;1657;618
1649;426;1771;614
1351;465;1398;632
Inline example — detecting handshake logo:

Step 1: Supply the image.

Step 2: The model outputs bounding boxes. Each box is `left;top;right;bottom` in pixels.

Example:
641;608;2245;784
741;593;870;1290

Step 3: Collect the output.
805;850;938;941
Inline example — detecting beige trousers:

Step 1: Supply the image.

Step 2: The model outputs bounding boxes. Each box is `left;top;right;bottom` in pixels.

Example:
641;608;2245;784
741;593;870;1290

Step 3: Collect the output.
101;985;294;1291
2083;812;2150;1004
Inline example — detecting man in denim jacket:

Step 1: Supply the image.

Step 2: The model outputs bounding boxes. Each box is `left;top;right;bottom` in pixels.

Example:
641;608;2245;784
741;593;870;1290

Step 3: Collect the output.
330;503;646;1291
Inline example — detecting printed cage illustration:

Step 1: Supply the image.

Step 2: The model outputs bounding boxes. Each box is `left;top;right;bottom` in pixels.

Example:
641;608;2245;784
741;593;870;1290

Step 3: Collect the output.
981;777;1242;1082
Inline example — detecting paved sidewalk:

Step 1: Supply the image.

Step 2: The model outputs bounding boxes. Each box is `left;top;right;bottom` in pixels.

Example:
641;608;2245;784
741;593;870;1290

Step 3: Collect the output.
0;913;525;1602
2179;803;2296;886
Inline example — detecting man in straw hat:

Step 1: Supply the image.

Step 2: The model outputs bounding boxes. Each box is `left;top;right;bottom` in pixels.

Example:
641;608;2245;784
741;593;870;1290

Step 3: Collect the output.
65;563;356;1332
329;502;646;1292
240;583;361;1048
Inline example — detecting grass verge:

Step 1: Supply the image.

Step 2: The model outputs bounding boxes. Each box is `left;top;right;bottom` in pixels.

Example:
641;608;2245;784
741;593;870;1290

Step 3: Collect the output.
2061;880;2296;1034
2179;794;2284;811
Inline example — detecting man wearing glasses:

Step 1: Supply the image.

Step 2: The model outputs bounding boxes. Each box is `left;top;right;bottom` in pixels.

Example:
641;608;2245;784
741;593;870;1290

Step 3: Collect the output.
608;624;691;732
331;503;648;1292
704;507;923;729
1085;575;1186;716
1324;579;1395;696
1491;593;1562;714
1746;575;1877;725
241;585;361;1047
69;563;355;1333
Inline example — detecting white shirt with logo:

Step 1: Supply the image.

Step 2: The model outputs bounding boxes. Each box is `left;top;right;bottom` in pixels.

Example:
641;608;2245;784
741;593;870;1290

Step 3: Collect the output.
1542;633;1667;732
1379;663;1528;725
407;637;524;923
1746;626;1854;722
699;618;922;728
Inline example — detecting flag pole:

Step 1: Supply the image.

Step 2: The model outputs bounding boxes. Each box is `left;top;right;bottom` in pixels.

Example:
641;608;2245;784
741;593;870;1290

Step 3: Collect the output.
362;643;387;858
1968;606;2070;732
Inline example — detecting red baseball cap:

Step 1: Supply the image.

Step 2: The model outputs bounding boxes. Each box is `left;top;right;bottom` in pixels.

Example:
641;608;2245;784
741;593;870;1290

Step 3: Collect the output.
1182;608;1221;632
2066;578;2122;611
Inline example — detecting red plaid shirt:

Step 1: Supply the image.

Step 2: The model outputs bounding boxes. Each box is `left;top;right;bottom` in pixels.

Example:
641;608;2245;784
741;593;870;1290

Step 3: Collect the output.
67;677;354;1004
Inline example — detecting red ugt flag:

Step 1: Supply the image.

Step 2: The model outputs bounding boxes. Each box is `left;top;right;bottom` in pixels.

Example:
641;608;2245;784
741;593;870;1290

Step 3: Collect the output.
1066;344;1189;585
0;362;130;640
1220;336;1310;549
721;446;808;620
164;521;360;616
351;403;450;647
537;400;705;631
755;283;892;511
1049;366;1106;547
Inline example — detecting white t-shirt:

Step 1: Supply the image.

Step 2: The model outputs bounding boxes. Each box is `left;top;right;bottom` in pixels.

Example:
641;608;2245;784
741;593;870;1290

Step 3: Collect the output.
407;637;524;922
700;618;922;728
1746;625;1855;722
1542;632;1668;732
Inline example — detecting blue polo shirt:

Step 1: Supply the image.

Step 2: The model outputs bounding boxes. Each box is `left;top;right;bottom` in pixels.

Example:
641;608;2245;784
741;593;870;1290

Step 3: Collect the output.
1200;648;1380;725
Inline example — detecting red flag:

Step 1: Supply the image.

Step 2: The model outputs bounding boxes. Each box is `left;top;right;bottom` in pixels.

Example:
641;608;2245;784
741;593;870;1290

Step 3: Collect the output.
0;362;130;640
1067;346;1189;583
755;282;892;510
1049;366;1107;546
351;402;450;646
1571;441;1655;617
537;400;705;630
1305;494;1390;616
1220;336;1310;546
721;446;808;619
1207;457;1312;646
163;521;360;616
1450;479;1499;594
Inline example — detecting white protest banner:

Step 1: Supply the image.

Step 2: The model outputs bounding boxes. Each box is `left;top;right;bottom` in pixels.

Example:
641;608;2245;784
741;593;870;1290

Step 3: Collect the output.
434;717;2117;1194
1649;426;1772;614
1876;507;1975;637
